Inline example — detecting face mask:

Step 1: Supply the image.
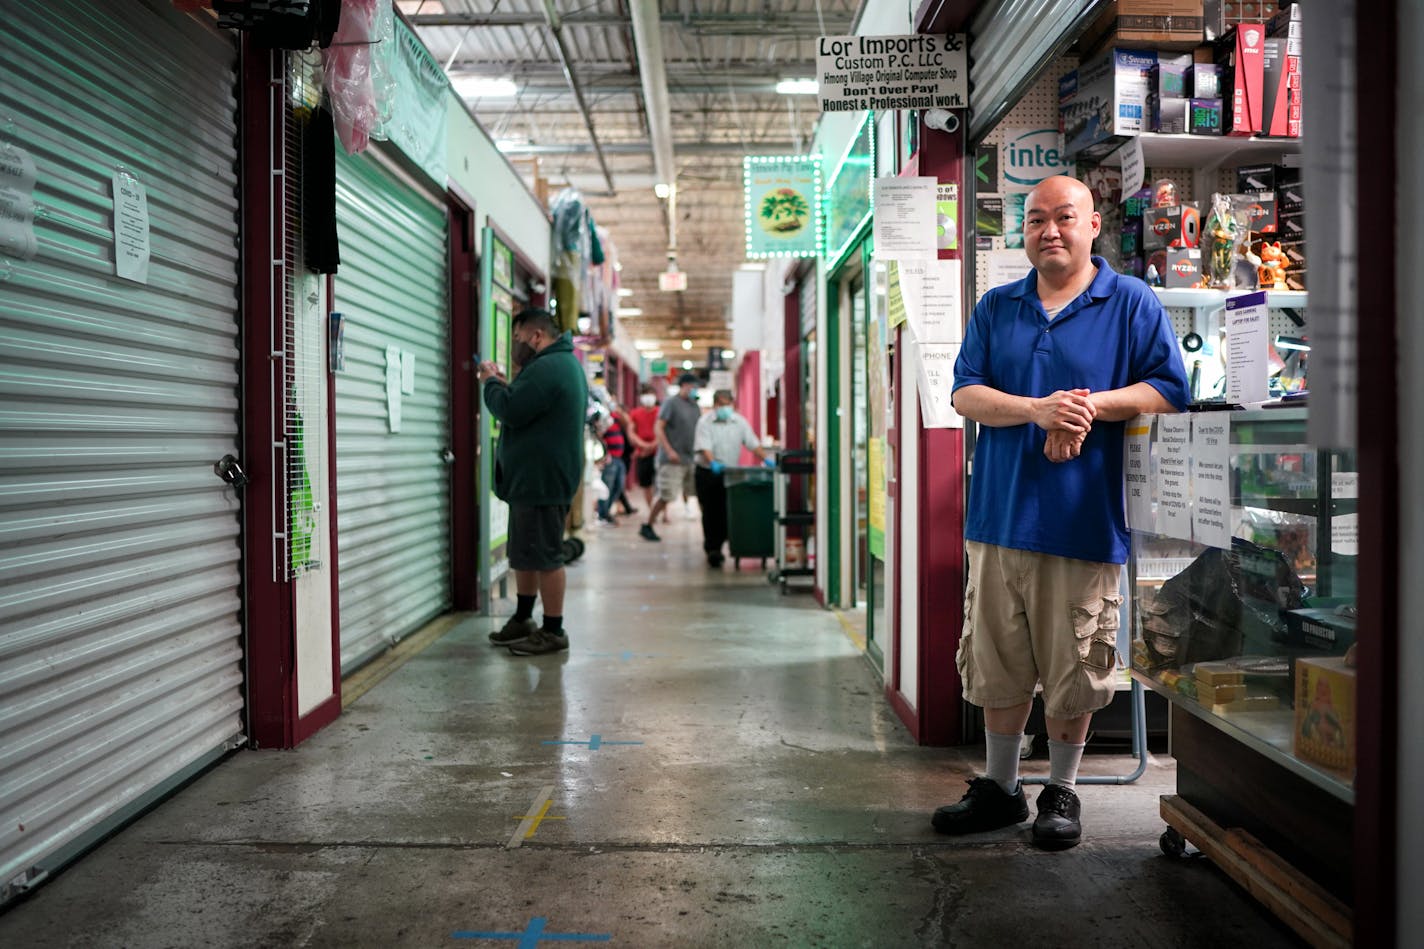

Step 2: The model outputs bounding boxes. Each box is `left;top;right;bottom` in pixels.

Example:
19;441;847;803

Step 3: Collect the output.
639;394;656;408
715;406;733;422
685;388;698;402
512;338;537;367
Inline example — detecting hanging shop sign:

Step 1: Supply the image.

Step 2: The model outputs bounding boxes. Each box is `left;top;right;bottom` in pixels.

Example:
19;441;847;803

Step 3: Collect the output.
743;155;824;259
825;116;873;263
387;19;449;185
816;34;968;113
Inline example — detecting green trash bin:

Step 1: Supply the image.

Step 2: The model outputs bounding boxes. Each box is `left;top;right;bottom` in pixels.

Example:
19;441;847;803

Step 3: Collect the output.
724;467;775;565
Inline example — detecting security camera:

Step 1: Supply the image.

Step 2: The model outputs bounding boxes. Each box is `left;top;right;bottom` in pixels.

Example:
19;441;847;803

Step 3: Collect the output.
924;108;960;134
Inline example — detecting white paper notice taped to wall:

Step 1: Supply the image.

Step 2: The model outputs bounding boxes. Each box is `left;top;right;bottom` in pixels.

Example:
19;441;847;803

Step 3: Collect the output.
111;169;150;284
914;341;962;429
0;141;38;261
1156;413;1193;540
1190;413;1232;549
1124;418;1153;532
1225;291;1269;405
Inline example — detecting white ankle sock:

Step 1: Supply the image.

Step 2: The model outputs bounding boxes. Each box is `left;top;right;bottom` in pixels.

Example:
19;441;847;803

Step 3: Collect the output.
984;730;1023;794
1047;738;1087;787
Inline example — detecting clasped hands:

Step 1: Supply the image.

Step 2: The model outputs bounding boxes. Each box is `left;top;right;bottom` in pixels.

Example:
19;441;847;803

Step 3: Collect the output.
1035;388;1096;464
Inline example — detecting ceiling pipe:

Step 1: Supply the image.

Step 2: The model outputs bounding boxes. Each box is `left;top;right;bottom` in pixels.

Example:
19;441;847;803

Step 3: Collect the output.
628;0;678;253
539;0;617;193
497;141;798;156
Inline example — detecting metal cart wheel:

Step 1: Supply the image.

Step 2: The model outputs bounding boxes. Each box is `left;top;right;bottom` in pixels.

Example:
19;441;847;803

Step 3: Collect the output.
1159;827;1188;858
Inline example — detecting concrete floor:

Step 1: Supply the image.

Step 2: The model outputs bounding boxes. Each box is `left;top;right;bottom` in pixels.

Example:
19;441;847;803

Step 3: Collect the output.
0;502;1304;947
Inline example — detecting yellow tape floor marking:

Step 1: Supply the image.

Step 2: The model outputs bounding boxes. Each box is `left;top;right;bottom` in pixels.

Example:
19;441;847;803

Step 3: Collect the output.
508;785;561;848
832;607;867;652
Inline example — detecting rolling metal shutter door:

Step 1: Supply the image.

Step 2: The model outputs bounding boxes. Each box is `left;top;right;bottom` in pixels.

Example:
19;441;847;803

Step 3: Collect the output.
333;150;451;672
0;1;243;895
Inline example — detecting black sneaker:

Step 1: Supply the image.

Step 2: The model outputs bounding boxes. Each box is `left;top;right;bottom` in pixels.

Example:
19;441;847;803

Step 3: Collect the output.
707;552;724;567
639;524;661;542
488;616;537;646
1032;784;1082;850
507;628;570;656
931;777;1029;835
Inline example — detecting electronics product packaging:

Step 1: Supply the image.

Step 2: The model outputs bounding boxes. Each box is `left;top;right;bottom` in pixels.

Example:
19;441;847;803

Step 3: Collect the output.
1154;97;1189;133
1190;62;1221;98
1061;49;1190;159
1143;201;1201;250
1294;656;1357;778
1219;23;1265;135
1231;192;1276;233
1188;97;1224;134
1165;247;1203;287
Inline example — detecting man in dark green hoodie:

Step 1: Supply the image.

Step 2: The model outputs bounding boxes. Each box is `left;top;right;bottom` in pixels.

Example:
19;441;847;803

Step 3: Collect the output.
478;308;588;655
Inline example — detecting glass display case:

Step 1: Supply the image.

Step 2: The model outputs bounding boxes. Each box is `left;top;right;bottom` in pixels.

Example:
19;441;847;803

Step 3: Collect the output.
1128;408;1359;803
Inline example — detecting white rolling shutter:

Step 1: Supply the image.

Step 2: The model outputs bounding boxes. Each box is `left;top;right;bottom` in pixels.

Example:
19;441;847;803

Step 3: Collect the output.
0;0;244;900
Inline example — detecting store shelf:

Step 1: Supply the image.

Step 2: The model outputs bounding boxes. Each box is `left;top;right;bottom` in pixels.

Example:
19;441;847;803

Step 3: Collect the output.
1131;669;1355;804
1102;133;1303;170
1153;287;1308;309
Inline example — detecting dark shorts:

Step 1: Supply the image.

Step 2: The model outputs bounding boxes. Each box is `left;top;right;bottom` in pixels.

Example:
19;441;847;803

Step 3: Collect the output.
634;454;656;487
508;504;569;572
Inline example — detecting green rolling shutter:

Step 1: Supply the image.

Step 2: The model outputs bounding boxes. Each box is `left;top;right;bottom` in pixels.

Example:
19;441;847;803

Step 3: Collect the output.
333;149;451;672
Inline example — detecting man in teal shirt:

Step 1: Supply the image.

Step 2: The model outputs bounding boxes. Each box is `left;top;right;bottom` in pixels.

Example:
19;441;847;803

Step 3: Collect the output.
479;308;588;655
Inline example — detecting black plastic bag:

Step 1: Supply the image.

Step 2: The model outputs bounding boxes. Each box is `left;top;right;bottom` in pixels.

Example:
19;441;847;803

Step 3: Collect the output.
1140;537;1306;670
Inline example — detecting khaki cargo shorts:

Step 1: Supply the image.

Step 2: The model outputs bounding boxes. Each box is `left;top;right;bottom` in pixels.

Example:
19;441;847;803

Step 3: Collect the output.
957;540;1124;720
655;461;695;502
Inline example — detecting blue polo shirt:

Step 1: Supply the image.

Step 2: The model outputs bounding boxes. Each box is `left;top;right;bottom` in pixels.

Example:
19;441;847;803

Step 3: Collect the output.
952;256;1189;564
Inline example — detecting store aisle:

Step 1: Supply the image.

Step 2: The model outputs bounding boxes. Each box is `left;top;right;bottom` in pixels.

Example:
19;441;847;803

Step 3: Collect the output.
0;513;1302;946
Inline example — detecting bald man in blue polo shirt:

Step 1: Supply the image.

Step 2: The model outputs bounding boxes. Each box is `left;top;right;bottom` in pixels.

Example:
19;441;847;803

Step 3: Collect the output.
936;175;1190;850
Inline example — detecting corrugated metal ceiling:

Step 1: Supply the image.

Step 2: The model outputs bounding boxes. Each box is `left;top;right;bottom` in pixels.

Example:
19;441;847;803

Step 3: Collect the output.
404;0;856;350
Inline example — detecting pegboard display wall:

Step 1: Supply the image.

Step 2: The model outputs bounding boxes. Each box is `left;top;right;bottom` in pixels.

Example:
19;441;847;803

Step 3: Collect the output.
972;56;1076;305
970;55;1308;354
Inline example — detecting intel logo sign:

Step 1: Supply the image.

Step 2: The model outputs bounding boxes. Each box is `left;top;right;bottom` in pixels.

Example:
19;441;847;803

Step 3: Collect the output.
1003;128;1075;188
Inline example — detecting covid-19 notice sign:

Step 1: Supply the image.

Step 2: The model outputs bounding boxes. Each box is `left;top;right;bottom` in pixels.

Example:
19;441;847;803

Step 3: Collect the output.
816;34;968;113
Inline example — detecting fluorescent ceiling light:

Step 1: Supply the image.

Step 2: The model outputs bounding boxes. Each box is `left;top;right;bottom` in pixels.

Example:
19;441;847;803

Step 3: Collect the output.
776;78;819;95
452;75;518;99
644;350;664;359
682;360;694;370
721;349;736;359
616;307;643;317
634;339;661;350
495;139;527;152
618;287;635;297
681;339;692;351
653;183;672;199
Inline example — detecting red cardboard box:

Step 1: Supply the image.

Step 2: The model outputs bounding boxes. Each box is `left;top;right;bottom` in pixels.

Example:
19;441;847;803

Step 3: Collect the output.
1221;23;1265;136
1262;38;1293;136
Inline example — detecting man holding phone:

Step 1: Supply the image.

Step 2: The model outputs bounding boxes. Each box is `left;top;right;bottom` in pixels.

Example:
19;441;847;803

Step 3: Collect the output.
479;308;588;656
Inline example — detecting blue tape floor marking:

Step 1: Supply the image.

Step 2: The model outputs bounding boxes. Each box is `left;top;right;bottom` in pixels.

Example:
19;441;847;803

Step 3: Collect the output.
541;734;643;751
452;915;612;945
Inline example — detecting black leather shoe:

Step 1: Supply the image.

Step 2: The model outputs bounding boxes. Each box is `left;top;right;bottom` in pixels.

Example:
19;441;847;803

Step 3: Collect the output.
931;777;1029;835
1032;784;1082;850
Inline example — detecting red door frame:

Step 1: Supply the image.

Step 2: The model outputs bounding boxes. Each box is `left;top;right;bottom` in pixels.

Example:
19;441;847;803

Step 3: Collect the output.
882;119;967;746
239;41;341;748
448;185;479;611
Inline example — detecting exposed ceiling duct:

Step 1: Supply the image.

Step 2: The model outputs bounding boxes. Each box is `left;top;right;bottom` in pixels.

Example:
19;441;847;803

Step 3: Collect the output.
539;0;617;193
628;1;675;192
